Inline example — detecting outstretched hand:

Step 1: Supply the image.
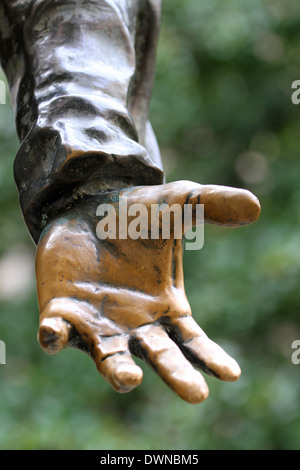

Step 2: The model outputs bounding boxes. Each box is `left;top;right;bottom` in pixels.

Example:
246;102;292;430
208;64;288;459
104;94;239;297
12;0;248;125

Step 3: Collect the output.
36;180;260;404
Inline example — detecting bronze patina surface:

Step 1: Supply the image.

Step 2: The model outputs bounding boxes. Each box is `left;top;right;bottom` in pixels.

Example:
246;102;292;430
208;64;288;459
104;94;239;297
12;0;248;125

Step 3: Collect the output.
0;1;261;403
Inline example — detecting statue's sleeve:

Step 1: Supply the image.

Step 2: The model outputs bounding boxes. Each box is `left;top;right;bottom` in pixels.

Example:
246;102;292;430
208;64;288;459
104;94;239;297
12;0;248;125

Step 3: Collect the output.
0;0;164;243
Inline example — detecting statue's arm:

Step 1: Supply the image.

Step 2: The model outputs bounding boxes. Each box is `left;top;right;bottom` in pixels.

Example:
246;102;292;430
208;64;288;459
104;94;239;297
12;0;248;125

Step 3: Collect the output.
0;1;261;403
0;0;163;243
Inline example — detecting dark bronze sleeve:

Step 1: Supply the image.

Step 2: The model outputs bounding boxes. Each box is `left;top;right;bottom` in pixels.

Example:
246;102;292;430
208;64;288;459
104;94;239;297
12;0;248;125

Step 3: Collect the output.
0;0;164;242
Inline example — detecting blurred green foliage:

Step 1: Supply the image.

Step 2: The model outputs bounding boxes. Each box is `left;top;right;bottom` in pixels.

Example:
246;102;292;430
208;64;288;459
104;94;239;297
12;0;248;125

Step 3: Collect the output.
1;0;300;450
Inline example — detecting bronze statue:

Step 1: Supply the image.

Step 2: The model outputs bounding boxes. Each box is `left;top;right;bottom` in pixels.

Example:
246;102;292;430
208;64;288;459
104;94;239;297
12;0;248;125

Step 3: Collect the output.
0;0;260;403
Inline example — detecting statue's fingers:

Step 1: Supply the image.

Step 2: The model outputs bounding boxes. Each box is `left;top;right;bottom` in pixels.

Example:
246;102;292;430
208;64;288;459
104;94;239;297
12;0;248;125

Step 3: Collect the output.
38;298;97;354
38;315;71;354
94;336;143;393
122;181;260;227
195;185;261;227
38;297;122;353
168;316;241;382
132;324;209;404
39;298;142;392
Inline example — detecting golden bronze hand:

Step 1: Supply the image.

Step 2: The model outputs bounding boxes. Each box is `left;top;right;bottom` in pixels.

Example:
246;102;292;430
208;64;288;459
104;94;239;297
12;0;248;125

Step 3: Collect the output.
36;181;260;404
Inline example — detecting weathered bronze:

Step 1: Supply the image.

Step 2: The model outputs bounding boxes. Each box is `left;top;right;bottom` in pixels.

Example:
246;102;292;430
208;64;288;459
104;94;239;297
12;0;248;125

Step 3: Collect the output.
0;1;260;403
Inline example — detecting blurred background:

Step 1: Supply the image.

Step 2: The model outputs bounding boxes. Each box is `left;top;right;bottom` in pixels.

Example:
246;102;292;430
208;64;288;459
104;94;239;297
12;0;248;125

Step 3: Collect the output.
0;0;300;450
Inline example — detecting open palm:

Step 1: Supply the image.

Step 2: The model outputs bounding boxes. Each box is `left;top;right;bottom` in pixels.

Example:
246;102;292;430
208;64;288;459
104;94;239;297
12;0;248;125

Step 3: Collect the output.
36;180;260;404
